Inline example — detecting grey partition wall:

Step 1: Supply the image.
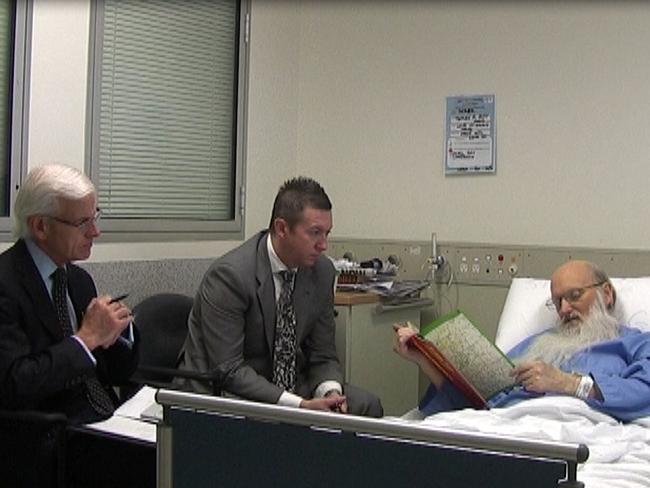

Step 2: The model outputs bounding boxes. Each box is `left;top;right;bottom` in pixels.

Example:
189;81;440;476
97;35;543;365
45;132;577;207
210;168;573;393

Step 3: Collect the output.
80;258;214;307
156;390;588;488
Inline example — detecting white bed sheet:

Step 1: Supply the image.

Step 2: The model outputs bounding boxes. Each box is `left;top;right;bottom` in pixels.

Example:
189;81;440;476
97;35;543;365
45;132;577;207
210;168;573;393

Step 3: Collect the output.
411;397;650;488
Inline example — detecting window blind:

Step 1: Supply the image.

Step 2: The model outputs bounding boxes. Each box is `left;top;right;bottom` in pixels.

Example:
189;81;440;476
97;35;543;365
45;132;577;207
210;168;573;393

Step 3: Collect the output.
97;0;237;220
0;0;12;215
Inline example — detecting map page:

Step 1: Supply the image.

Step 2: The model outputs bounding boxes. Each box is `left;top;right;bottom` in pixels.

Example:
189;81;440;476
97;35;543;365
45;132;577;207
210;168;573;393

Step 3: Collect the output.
419;310;515;401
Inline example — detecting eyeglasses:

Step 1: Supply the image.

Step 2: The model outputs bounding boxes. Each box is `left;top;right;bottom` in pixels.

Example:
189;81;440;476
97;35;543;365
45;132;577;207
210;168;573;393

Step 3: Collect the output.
48;208;102;233
545;280;606;311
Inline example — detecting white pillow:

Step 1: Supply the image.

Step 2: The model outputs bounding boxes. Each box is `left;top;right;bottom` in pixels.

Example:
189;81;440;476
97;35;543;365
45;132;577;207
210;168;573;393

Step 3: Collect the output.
495;277;650;353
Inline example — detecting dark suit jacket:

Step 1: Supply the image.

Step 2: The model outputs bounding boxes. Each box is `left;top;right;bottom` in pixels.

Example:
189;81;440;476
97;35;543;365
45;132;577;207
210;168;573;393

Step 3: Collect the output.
179;231;343;403
0;239;139;424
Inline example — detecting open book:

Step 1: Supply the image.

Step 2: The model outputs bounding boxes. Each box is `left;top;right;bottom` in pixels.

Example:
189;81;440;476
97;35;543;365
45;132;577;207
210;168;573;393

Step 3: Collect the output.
408;310;515;409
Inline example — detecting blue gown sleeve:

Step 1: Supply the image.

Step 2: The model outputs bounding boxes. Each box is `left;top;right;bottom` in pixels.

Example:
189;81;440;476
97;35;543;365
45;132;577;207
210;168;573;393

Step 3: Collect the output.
584;330;650;422
418;380;472;416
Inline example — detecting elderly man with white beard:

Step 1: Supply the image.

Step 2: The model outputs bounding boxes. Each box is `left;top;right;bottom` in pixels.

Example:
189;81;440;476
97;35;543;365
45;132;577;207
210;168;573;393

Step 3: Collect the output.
393;260;650;422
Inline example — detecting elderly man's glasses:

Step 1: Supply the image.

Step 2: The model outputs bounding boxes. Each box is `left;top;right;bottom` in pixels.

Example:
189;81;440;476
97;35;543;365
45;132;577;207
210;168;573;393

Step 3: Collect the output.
545;280;606;311
48;208;102;233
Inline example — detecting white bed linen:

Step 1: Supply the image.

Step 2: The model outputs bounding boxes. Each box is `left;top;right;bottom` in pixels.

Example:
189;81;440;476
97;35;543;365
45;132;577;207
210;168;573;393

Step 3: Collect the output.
411;397;650;488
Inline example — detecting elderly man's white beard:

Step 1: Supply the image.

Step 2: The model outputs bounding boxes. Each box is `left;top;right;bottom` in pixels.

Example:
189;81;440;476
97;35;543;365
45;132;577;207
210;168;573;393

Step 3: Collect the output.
516;293;620;367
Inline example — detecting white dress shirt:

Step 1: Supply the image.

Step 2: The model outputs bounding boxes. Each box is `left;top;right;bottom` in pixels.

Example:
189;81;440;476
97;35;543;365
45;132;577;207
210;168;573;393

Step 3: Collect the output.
266;234;342;407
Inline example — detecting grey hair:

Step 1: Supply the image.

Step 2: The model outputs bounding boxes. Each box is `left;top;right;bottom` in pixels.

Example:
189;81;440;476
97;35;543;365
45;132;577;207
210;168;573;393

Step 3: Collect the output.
588;261;617;309
13;164;96;239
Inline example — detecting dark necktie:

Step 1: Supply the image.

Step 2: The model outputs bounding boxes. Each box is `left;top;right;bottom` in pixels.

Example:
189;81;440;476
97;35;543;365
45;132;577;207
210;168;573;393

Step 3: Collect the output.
51;267;115;418
272;270;297;392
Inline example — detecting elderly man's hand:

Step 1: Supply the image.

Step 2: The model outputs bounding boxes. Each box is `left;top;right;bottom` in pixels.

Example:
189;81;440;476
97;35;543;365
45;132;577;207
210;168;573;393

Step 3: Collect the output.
393;322;448;389
392;322;422;364
512;361;578;395
76;295;131;351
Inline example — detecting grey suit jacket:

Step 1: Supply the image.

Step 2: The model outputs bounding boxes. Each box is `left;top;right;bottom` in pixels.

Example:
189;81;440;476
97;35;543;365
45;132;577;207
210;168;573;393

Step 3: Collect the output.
180;231;343;403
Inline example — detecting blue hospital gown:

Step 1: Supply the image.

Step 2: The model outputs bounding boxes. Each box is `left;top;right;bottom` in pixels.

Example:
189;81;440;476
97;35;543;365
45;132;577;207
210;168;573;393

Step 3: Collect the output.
418;325;650;422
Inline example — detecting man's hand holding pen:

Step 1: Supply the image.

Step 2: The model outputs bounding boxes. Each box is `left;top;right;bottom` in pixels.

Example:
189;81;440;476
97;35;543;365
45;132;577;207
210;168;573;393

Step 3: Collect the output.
76;293;132;350
109;293;129;304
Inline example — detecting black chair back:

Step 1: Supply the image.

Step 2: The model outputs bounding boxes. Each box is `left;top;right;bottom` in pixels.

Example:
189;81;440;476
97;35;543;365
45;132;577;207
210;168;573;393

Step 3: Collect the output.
132;293;194;384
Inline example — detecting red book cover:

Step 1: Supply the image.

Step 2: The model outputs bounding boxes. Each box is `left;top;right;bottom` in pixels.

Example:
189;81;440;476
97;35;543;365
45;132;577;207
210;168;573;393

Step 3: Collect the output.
408;335;488;409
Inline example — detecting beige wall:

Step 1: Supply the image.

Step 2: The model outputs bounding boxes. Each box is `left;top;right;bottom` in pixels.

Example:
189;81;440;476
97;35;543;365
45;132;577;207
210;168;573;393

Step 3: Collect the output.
244;0;301;236
20;0;650;261
293;1;650;249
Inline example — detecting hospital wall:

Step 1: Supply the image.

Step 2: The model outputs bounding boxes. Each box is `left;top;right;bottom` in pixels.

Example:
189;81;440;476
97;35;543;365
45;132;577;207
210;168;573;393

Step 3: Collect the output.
24;0;650;259
289;0;650;249
18;2;650;312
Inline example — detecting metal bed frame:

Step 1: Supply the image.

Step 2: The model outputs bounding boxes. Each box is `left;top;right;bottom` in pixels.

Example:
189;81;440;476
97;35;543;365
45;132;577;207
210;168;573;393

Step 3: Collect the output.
155;389;589;488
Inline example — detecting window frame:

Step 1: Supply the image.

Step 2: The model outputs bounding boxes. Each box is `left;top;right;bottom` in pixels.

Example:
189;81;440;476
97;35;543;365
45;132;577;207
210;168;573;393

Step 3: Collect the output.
85;0;249;242
0;0;30;242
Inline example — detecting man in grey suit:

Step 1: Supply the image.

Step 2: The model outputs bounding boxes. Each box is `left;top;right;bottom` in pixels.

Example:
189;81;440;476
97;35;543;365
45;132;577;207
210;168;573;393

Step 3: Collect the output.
179;177;382;416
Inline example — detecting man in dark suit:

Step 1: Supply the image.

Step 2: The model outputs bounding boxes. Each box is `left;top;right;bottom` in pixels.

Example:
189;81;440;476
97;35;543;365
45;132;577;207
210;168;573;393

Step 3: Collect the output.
0;164;138;425
179;177;382;416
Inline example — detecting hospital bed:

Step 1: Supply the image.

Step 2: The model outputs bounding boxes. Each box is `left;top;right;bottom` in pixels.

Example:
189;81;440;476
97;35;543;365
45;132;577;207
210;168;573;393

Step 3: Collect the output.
155;277;650;488
156;389;585;488
424;276;650;488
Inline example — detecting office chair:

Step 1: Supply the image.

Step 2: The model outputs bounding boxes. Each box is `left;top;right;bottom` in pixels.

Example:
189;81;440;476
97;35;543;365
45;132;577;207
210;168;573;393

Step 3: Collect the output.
124;293;217;399
0;409;67;488
130;293;194;384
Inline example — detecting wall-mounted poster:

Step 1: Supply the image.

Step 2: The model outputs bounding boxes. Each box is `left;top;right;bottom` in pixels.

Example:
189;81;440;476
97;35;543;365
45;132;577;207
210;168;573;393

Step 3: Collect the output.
444;95;496;175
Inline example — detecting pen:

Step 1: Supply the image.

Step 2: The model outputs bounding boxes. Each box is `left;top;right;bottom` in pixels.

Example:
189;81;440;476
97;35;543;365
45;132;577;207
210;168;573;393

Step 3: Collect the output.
109;293;129;304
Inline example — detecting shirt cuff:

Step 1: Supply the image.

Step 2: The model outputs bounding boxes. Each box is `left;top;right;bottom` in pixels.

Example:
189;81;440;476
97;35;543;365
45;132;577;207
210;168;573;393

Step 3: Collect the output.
314;381;342;399
278;391;303;408
71;335;96;366
116;322;135;349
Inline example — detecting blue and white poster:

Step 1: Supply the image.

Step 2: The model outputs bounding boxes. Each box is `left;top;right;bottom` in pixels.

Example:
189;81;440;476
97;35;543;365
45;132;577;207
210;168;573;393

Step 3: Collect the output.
444;95;496;175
